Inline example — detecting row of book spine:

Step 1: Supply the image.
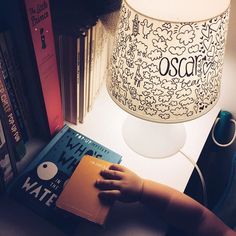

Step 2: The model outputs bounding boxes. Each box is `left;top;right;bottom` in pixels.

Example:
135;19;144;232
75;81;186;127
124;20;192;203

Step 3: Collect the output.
0;0;119;191
0;0;65;191
56;19;111;125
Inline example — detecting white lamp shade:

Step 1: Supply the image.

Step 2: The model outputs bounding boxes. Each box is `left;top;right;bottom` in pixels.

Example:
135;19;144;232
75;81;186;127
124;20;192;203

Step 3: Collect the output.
107;0;231;123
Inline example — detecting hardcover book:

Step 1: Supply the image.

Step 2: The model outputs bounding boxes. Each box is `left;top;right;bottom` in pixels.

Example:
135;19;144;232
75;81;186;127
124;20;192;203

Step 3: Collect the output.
57;34;78;125
24;0;64;136
3;30;33;139
8;124;122;233
56;155;113;226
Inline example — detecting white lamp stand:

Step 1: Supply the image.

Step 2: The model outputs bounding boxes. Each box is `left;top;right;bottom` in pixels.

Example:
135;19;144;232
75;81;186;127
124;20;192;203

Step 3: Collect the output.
122;115;186;158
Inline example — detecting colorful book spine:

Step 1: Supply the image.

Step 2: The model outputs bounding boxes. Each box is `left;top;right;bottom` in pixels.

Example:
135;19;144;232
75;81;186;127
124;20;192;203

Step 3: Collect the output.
3;30;33;139
1;0;51;140
24;0;64;136
0;55;26;161
0;31;28;142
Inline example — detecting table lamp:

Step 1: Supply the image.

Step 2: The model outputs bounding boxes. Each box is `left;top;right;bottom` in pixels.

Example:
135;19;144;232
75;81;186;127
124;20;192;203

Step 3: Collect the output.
106;0;231;158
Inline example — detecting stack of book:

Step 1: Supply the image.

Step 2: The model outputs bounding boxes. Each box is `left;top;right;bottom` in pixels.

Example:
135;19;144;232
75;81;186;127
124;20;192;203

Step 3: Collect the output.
50;0;119;124
0;0;65;190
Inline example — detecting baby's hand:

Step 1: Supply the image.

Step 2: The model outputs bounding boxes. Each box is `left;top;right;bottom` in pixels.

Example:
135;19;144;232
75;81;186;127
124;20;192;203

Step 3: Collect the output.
95;164;143;203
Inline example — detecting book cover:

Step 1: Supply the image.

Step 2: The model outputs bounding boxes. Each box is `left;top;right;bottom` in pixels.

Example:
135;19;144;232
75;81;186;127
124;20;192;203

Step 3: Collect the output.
56;155;113;226
24;0;64;136
8;124;122;233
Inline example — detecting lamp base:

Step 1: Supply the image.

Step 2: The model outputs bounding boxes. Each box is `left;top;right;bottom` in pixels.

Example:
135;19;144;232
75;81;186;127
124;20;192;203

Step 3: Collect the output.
122;116;186;159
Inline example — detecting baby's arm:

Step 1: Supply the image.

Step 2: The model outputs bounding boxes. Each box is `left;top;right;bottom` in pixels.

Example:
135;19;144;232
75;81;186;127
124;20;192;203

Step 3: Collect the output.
95;164;236;236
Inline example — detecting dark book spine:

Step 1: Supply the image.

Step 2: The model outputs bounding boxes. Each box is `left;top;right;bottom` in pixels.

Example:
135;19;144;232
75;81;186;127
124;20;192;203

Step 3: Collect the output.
0;167;4;193
79;31;86;123
57;35;66;121
0;148;14;192
0;32;28;142
59;34;77;124
0;66;26;161
4;30;34;139
0;118;16;192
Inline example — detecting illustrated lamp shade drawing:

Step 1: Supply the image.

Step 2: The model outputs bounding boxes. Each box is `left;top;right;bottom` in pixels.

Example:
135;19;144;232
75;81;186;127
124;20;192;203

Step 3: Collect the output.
107;0;231;158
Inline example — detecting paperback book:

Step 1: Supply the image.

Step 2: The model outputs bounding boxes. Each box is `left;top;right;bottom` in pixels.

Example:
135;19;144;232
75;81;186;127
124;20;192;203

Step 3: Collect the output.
8;124;122;233
56;155;113;226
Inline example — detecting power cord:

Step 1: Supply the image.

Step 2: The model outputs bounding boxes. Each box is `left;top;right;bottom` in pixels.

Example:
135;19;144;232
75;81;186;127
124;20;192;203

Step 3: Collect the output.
180;150;208;207
211;117;236;147
179;114;236;208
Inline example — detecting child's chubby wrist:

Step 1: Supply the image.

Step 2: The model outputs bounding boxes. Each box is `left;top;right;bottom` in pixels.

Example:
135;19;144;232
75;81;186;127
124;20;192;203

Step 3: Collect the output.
137;178;145;202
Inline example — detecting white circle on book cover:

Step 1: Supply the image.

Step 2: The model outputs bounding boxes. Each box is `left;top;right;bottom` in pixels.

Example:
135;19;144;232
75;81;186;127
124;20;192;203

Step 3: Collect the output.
37;161;58;180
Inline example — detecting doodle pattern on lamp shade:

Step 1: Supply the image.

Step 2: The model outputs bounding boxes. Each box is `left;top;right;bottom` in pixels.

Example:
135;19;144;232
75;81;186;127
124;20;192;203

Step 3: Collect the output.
107;1;230;123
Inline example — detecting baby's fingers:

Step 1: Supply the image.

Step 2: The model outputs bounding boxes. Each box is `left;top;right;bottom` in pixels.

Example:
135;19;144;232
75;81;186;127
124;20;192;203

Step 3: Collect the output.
95;179;121;190
98;190;121;202
109;164;126;172
100;168;124;180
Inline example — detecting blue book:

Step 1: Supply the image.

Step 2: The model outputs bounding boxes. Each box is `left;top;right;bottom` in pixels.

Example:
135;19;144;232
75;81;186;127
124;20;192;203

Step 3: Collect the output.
8;124;122;234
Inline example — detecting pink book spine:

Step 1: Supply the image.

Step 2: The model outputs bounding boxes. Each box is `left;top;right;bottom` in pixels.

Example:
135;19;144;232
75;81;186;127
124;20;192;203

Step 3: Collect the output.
24;0;64;136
